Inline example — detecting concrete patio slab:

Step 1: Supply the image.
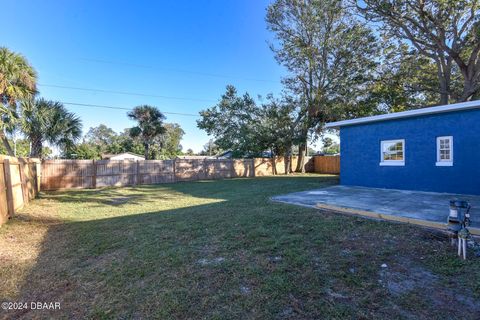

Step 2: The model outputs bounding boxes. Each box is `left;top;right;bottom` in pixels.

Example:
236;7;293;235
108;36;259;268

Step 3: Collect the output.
272;185;480;235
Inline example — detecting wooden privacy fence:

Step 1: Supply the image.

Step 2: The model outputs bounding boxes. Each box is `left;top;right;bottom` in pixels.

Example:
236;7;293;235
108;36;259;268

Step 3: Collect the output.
41;158;255;190
0;156;41;226
40;156;339;190
314;155;340;174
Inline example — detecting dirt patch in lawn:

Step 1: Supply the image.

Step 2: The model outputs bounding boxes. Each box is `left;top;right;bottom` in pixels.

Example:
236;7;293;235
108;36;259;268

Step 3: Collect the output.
380;258;480;315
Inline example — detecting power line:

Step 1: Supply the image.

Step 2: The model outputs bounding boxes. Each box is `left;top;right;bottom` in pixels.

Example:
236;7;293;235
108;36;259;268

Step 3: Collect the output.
80;58;281;83
39;83;217;103
60;101;200;117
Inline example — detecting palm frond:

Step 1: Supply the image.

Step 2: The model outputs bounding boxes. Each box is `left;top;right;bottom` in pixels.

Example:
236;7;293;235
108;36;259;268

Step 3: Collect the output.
0;47;37;107
20;98;82;157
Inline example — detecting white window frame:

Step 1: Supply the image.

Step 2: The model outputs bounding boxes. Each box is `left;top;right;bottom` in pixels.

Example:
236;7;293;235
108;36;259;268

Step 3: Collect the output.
380;139;405;166
436;136;453;166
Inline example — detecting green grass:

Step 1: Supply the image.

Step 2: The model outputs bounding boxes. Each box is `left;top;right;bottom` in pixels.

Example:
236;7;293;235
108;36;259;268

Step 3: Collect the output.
1;175;479;319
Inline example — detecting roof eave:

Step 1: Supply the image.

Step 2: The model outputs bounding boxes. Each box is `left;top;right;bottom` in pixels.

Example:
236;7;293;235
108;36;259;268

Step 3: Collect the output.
324;100;480;129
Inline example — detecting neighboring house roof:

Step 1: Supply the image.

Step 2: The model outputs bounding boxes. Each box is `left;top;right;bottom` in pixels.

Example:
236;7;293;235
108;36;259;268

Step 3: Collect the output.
215;150;233;159
101;152;145;159
325;100;480;129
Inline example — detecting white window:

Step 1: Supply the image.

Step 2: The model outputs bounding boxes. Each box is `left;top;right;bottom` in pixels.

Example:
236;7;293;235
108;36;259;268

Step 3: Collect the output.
436;136;453;166
380;139;405;166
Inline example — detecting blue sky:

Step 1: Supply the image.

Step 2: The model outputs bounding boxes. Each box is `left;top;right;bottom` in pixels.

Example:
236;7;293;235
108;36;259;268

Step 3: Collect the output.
1;0;286;152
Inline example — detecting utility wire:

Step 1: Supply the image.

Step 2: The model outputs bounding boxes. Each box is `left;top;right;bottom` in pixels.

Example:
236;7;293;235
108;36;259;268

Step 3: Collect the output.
80;58;281;83
60;101;200;117
39;83;217;103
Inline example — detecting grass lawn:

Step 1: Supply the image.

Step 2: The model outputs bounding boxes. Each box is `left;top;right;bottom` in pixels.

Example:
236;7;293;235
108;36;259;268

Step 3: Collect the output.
1;175;479;319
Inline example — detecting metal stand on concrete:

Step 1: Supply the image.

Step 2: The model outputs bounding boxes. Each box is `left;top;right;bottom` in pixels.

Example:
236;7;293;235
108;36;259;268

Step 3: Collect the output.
447;200;471;260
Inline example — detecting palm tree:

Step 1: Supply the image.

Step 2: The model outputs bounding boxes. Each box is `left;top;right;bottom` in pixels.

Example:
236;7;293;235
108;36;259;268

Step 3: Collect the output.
0;47;37;155
21;99;82;158
128;105;166;159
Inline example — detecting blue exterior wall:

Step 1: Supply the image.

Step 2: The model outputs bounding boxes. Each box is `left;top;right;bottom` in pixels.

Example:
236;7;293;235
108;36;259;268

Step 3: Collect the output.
340;109;480;195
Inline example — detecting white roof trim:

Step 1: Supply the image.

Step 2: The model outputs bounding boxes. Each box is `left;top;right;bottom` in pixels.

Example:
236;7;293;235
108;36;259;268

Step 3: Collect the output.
103;152;145;158
325;100;480;129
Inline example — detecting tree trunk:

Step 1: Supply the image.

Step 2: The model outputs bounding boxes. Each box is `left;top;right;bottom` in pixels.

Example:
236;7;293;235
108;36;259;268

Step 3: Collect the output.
457;62;480;102
458;77;477;102
0;132;14;156
144;144;149;160
284;153;290;175
296;143;307;173
284;145;293;175
271;153;277;175
30;138;43;158
289;153;293;173
435;54;451;105
438;73;449;105
295;130;308;173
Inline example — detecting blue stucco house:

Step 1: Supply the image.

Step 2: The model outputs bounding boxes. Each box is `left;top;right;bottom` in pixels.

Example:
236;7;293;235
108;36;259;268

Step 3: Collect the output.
325;101;480;195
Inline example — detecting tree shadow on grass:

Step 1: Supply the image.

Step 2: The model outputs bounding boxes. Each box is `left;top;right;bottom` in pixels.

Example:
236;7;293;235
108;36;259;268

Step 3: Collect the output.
38;188;160;207
4;175;479;319
40;175;339;209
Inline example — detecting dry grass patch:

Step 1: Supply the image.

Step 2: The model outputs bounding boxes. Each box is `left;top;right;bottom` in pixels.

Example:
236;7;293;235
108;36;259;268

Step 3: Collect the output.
0;199;62;300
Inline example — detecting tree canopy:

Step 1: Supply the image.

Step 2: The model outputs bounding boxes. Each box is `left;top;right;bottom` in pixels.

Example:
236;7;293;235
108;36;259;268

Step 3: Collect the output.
266;0;381;171
128;105;167;160
197;86;261;157
358;0;480;103
198;85;301;173
152;123;185;159
0;47;37;155
21;98;82;158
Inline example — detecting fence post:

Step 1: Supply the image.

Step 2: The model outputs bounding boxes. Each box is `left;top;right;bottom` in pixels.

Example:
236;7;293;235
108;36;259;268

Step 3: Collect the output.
36;160;41;193
3;159;15;218
136;160;140;186
18;159;28;205
92;160;97;189
173;158;176;182
202;158;206;180
31;160;37;196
